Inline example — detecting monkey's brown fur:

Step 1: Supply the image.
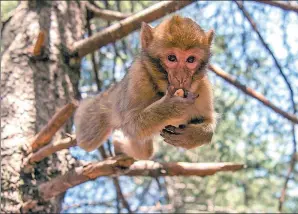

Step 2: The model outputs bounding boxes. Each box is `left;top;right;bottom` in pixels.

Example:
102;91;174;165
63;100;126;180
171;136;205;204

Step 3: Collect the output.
74;15;216;160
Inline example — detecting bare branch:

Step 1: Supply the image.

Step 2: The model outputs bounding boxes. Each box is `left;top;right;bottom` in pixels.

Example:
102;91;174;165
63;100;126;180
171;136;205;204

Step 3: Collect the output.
39;157;244;200
86;12;102;92
235;1;296;114
208;64;298;124
39;155;135;200
278;153;297;211
61;200;114;212
234;4;298;210
254;1;298;13
96;138;131;213
128;161;244;176
85;2;130;21
112;178;132;213
31;101;78;151
29;136;77;164
73;1;194;58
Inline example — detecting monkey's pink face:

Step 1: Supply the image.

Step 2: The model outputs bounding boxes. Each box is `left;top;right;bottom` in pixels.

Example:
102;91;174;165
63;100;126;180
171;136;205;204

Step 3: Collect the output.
161;48;207;91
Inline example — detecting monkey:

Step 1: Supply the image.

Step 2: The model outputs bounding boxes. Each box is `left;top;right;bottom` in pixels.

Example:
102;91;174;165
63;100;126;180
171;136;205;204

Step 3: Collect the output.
74;15;217;160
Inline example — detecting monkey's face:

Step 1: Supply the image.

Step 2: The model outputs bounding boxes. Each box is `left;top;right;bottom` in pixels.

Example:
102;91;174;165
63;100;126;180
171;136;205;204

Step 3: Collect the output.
160;47;208;91
140;15;214;93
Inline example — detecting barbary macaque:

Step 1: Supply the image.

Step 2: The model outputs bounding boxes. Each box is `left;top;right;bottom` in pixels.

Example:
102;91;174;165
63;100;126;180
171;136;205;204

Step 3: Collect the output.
74;15;217;160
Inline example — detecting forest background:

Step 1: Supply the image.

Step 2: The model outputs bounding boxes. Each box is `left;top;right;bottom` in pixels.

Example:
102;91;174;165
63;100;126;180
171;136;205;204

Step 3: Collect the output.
1;1;298;213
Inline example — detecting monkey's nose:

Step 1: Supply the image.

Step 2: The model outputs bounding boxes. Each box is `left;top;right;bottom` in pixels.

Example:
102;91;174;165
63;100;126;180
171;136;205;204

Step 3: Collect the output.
179;78;187;87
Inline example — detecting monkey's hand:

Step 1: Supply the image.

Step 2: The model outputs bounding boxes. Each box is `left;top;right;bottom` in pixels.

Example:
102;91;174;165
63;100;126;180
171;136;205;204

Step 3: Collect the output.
160;122;214;150
122;86;196;140
158;86;196;116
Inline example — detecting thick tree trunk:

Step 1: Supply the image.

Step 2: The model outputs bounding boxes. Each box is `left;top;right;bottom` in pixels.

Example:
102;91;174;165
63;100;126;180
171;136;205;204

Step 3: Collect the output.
1;1;84;212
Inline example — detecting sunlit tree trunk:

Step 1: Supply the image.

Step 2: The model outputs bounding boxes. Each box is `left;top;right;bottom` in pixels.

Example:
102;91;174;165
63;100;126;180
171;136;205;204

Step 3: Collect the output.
1;1;84;212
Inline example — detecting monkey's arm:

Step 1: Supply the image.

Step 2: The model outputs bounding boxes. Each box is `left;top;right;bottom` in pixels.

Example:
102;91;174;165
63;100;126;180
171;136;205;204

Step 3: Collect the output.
160;117;215;149
160;77;216;149
122;88;195;140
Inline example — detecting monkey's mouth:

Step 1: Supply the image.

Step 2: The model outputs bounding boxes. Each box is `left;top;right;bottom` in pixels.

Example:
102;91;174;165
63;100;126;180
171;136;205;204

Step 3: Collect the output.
173;88;198;100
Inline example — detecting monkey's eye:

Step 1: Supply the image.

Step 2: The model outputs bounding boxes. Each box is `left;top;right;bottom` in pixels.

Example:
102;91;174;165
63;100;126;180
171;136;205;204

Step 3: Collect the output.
186;56;195;63
168;55;177;62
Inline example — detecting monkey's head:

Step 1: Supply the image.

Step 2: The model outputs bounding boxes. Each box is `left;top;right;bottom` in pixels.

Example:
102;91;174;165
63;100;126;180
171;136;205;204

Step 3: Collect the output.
140;15;214;93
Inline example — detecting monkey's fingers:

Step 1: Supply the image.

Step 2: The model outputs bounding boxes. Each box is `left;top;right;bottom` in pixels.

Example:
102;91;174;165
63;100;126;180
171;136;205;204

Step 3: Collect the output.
163;125;185;134
167;85;176;97
160;131;181;146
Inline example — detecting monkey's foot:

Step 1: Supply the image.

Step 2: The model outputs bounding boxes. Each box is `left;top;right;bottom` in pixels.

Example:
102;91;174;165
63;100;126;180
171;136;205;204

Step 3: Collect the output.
112;154;135;176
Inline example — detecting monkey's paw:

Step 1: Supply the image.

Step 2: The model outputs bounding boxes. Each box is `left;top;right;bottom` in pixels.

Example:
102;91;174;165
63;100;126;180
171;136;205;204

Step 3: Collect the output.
160;125;189;147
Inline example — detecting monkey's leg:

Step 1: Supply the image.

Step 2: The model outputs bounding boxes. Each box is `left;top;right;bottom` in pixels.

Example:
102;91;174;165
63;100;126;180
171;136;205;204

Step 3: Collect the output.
74;96;112;152
112;131;154;160
160;121;214;150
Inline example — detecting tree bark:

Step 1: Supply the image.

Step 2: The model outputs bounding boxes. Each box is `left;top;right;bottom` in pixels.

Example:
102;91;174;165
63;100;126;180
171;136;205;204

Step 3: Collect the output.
1;1;84;212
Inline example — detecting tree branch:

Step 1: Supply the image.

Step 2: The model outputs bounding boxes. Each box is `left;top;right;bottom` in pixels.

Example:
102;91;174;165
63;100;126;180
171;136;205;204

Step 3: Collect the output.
86;10;102;91
85;2;130;21
112;178;132;213
208;64;298;124
30;100;78;151
38;156;244;200
29;135;77;164
278;153;297;211
235;3;298;211
235;1;296;114
96;137;131;213
73;1;194;58
254;1;298;14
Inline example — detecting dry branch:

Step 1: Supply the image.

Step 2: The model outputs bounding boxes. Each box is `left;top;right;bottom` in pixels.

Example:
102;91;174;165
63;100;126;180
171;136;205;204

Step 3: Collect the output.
235;3;298;210
29;136;77;164
31;101;78;151
112;177;132;213
39;156;244;200
278;153;297;211
73;1;194;58
85;2;130;21
39;155;135;200
236;1;296;114
208;64;298;124
254;1;298;13
127;161;244;177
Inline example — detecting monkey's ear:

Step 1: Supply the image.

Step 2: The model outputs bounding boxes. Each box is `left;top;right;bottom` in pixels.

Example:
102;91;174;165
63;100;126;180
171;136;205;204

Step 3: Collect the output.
140;22;153;50
206;29;214;45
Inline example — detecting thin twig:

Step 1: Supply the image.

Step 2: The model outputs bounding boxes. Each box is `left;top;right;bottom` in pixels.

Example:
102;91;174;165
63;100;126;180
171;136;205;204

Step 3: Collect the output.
61;199;114;212
235;1;296;114
208;64;298;124
235;2;297;211
112;178;132;213
86;14;102;91
254;1;298;14
97;138;131;213
278;153;297;211
85;2;130;21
